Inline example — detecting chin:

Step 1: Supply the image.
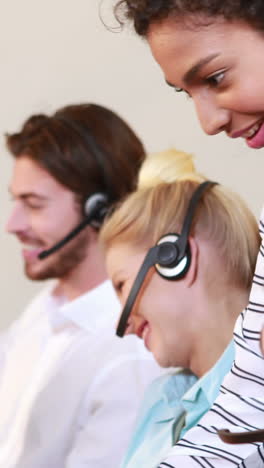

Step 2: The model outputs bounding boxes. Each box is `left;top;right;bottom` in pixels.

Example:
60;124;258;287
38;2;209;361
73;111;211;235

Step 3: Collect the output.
154;352;171;368
25;263;56;281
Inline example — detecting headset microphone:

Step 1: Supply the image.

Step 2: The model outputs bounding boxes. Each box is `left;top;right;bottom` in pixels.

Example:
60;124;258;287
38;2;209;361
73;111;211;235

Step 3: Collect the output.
38;193;108;260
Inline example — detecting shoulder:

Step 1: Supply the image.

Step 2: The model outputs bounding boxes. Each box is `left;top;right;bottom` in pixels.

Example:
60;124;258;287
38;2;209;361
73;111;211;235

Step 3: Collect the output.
0;282;55;348
13;281;56;330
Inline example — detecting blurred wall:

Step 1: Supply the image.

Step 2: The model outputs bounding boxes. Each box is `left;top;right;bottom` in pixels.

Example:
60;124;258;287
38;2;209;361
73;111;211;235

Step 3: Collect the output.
1;0;263;328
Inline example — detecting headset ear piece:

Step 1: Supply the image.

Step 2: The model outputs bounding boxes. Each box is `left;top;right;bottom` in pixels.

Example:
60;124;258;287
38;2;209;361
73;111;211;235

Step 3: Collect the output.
84;192;109;228
155;233;191;280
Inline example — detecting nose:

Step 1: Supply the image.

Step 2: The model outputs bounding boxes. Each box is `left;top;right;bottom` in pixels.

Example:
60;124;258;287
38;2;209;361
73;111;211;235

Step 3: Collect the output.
6;203;29;235
194;94;231;136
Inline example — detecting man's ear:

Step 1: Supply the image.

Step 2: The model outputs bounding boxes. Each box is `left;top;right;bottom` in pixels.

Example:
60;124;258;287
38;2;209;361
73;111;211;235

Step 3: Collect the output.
185;237;199;287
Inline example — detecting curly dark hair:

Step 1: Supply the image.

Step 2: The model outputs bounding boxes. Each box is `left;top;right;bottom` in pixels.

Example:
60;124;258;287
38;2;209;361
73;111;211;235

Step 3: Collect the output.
114;0;264;36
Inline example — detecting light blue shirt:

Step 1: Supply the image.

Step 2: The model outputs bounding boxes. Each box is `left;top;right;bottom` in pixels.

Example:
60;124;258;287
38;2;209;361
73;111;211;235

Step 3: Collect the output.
121;341;235;468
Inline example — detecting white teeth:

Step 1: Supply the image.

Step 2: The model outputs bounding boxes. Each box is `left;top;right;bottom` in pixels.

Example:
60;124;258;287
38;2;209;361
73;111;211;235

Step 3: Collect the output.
244;123;261;139
24;245;40;250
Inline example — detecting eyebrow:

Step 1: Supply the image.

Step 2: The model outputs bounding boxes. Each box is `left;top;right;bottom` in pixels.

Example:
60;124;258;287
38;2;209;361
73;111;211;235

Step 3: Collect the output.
184;53;220;84
165;53;220;88
8;188;49;201
21;193;49;201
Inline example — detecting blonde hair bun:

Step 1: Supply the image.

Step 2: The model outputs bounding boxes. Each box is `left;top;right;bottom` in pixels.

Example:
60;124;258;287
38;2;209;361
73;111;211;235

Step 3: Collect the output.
138;148;204;188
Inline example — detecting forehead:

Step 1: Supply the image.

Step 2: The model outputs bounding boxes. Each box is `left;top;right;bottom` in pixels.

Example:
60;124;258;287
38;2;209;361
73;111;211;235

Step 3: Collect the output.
147;17;259;83
10;155;66;196
106;243;146;277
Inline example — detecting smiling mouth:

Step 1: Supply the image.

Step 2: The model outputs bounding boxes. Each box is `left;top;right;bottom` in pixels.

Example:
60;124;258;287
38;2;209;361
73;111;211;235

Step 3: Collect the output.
232;120;263;140
243;121;263;139
136;320;148;339
22;243;45;261
23;244;43;250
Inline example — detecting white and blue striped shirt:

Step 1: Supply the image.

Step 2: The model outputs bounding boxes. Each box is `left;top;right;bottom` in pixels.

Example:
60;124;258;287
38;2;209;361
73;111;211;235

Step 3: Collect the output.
158;209;264;468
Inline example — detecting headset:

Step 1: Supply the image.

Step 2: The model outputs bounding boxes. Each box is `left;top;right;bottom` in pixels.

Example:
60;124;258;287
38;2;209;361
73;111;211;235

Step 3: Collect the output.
38;117;112;260
116;180;217;337
39;192;108;259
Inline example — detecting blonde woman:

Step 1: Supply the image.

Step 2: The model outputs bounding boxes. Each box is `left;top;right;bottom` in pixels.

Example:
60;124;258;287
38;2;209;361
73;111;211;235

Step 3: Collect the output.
100;149;260;468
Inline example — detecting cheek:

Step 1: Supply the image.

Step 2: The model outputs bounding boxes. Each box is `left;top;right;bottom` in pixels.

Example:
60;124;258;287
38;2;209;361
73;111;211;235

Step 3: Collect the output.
52;205;81;237
222;75;264;114
33;219;55;239
142;287;175;328
28;213;47;234
239;81;264;112
30;210;68;239
119;277;138;308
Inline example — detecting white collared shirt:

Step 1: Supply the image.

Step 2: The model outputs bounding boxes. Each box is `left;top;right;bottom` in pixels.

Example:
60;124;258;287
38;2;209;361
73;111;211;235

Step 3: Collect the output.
0;280;162;468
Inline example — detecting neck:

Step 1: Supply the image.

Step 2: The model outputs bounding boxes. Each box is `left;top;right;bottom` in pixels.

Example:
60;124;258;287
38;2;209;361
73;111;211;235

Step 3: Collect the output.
190;285;248;378
53;237;107;301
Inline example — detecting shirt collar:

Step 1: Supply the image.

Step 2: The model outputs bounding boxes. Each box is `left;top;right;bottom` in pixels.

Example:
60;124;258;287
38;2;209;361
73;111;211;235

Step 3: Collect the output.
148;371;197;424
59;280;121;333
162;370;197;406
182;340;235;407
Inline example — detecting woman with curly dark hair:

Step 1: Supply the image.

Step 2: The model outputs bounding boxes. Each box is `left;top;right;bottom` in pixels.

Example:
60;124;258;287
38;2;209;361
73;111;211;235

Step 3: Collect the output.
112;1;264;467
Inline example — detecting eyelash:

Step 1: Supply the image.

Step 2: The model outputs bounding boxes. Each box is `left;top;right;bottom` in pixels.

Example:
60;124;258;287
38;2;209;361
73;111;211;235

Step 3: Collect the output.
205;71;225;88
9;197;42;210
174;87;191;99
173;70;225;96
26;202;43;210
115;281;124;293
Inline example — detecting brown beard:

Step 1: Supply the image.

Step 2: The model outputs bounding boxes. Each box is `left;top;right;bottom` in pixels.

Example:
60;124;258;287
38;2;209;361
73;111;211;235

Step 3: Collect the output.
24;227;90;281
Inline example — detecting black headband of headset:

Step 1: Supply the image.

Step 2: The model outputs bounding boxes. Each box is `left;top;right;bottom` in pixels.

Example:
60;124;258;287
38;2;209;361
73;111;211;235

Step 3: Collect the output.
116;180;217;338
56;115;114;202
38;117;112;260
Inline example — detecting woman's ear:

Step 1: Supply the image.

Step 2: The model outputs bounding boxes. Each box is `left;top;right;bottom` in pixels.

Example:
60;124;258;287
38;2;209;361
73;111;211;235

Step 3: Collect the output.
185;237;199;287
